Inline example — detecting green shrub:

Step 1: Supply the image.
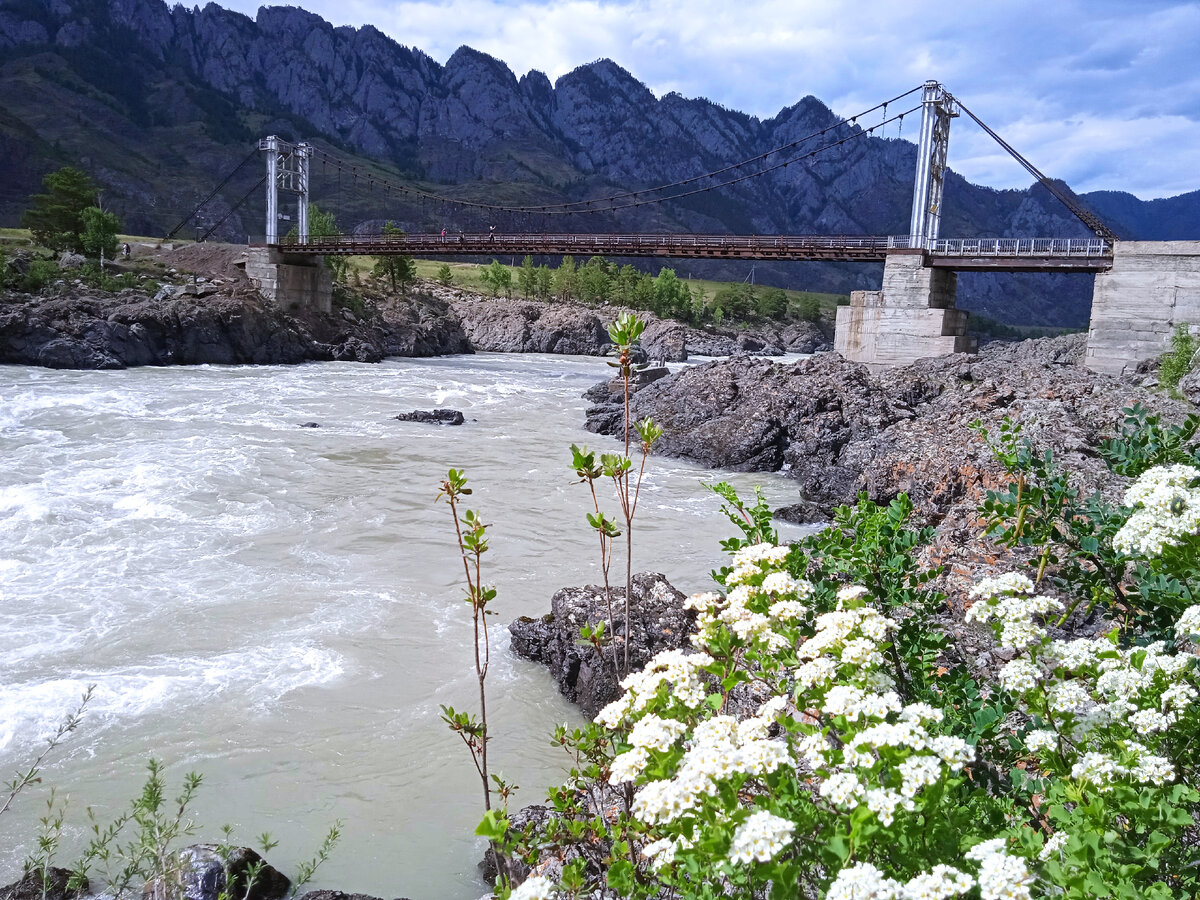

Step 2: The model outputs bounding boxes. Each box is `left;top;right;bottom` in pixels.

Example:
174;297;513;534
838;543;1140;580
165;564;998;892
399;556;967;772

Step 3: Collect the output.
1159;323;1197;393
5;258;61;293
791;293;821;322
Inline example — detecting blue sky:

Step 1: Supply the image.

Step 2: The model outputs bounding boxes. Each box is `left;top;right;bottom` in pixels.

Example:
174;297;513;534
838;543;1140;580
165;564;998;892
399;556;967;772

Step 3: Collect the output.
218;0;1200;200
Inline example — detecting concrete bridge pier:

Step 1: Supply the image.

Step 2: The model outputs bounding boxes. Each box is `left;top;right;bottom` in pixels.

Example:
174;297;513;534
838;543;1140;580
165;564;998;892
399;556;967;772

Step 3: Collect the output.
1085;241;1200;375
835;250;976;366
241;247;332;314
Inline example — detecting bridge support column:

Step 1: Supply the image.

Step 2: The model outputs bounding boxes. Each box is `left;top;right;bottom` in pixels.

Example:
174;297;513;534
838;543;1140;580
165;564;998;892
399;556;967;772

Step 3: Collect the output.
835;251;976;367
241;247;332;314
1085;241;1200;375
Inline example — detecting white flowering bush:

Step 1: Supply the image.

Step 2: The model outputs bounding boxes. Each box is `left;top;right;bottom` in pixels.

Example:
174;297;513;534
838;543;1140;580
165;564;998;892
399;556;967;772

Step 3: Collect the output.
491;415;1200;900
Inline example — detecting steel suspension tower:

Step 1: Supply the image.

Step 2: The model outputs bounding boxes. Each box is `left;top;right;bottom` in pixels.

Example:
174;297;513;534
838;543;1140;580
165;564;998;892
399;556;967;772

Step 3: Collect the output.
908;81;959;249
259;136;312;244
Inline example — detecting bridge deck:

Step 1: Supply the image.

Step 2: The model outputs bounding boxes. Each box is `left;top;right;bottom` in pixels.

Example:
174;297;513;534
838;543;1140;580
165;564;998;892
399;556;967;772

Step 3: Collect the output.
267;233;1114;271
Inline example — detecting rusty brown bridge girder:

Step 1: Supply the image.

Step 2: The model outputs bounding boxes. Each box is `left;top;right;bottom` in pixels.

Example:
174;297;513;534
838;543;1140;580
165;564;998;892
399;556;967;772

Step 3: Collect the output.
263;233;1114;271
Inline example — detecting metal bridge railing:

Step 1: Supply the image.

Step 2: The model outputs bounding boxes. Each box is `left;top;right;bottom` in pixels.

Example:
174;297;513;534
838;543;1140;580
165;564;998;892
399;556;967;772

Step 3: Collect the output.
277;232;905;252
925;237;1112;257
272;233;1114;260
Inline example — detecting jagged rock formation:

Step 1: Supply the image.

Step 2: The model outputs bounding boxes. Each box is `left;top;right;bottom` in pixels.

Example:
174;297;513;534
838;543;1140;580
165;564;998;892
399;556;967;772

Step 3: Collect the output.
442;291;825;360
584;334;1196;522
448;296;612;355
2;0;1198;326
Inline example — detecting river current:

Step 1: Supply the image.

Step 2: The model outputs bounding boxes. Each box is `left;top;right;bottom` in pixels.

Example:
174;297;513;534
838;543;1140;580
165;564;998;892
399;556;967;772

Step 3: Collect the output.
0;353;807;898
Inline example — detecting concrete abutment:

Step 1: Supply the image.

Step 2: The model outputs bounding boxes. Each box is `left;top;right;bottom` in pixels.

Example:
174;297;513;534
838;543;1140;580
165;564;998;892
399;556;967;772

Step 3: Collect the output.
241;247;332;314
1085;241;1200;375
834;251;976;367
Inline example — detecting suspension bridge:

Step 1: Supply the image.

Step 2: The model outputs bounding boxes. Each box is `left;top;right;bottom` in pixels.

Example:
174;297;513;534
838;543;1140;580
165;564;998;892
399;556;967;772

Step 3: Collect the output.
175;81;1197;374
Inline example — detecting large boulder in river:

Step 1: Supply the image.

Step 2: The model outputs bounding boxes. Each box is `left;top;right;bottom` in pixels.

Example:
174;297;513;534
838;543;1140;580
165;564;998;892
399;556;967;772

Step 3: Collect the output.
0;868;87;900
147;845;289;900
394;408;465;425
510;572;694;719
640;319;688;362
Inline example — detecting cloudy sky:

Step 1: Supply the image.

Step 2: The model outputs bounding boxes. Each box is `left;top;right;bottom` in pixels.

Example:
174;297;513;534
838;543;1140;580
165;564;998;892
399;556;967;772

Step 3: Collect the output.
219;0;1200;200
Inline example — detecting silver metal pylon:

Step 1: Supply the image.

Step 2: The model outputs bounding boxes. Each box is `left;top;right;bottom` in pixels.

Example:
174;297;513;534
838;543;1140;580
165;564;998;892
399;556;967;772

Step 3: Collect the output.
259;136;312;244
908;82;958;249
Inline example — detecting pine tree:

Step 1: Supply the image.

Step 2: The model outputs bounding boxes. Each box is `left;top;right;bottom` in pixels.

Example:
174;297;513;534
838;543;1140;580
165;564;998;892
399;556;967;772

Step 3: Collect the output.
22;167;101;253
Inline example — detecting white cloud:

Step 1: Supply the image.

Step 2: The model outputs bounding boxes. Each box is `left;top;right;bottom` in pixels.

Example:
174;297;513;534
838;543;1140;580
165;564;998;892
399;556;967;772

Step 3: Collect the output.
217;0;1200;199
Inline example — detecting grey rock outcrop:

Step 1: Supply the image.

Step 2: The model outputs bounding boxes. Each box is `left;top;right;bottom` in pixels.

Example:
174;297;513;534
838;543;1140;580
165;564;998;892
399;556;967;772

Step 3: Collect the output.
509;572;694;719
584;334;1193;522
151;845;289;900
0;868;86;900
0;283;471;369
1180;368;1200;406
450;296;611;355
639;319;688;362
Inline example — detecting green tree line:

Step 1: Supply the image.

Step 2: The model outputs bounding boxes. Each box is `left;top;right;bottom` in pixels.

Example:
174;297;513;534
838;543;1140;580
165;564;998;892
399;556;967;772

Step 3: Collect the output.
480;255;821;326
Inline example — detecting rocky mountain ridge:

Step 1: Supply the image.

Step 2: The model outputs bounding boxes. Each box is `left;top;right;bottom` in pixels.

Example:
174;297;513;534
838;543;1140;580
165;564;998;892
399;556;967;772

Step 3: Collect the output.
1;0;1198;326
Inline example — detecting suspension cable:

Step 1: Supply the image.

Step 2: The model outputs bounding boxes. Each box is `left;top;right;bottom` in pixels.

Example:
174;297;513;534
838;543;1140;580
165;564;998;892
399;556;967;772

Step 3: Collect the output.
165;146;259;240
308;85;925;217
949;96;1119;240
199;175;266;242
583;105;921;214
310;102;919;221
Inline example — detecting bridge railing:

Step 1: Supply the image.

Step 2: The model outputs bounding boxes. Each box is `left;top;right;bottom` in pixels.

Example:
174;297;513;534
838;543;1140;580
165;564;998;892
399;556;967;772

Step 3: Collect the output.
273;232;1113;260
925;237;1112;257
278;232;904;251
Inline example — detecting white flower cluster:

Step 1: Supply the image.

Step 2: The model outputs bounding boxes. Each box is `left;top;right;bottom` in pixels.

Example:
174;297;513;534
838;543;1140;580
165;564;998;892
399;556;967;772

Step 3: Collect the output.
728;809;794;864
724;542;793;586
629;702;793;822
1038;830;1068;861
825;717;972;825
1179;604;1200;635
1069;742;1175;788
965;574;1062;649
964;839;1032;900
972;575;1200;791
800;602;896;670
825;861;974;900
640;834;691;870
687;547;816;652
628;714;688;751
594;648;714;728
509;874;557;900
1112;464;1200;557
780;574;974;829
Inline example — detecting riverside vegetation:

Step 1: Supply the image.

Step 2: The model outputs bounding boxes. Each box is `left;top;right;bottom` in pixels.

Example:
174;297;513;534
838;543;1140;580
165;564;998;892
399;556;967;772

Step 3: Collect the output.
435;315;1200;900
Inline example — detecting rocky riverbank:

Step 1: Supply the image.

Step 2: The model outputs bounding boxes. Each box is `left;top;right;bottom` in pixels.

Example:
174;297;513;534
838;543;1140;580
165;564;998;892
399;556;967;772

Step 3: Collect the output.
0;854;414;900
0;245;470;368
583;333;1195;524
0;244;830;370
